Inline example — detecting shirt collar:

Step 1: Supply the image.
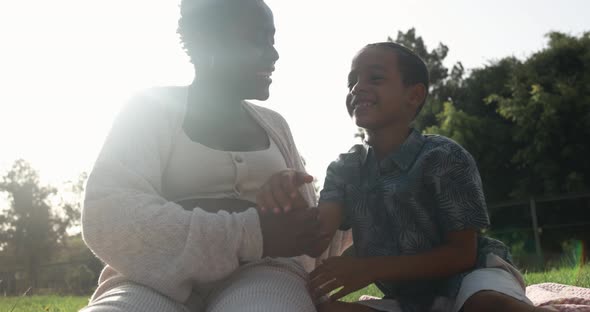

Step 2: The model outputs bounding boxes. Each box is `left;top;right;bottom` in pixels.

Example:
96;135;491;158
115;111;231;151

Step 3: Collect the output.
361;128;426;171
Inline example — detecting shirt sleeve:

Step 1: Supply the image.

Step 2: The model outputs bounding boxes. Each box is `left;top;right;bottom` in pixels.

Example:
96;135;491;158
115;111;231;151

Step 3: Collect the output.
319;160;346;203
429;145;490;234
319;158;353;230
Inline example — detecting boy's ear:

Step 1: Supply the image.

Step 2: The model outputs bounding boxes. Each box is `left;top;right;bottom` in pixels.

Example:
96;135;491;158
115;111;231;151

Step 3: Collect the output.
408;83;427;114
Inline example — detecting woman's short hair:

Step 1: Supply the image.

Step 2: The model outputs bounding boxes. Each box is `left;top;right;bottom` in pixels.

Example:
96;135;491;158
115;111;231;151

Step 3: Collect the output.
177;0;259;64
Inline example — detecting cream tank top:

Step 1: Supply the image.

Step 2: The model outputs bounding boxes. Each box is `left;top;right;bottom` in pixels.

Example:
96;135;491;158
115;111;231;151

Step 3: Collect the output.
162;128;288;204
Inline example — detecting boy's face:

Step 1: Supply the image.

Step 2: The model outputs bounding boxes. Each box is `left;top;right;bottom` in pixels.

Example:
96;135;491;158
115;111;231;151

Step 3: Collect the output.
346;46;421;131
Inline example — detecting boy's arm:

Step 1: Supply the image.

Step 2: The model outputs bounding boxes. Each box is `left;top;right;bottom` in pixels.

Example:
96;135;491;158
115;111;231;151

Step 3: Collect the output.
310;228;477;301
366;228;477;280
306;156;349;257
304;201;343;257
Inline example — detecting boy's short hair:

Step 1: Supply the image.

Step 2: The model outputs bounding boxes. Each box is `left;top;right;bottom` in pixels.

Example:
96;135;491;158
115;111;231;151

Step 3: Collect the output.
367;42;430;117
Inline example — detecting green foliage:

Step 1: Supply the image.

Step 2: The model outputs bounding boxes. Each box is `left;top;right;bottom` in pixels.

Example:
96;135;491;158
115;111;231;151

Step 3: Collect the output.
491;32;590;196
523;264;590;287
420;31;590;200
64;265;96;295
0;160;84;289
0;160;60;289
0;295;88;312
388;28;465;131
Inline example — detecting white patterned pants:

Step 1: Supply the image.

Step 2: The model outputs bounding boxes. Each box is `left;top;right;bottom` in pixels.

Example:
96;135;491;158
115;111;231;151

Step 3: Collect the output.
80;262;316;312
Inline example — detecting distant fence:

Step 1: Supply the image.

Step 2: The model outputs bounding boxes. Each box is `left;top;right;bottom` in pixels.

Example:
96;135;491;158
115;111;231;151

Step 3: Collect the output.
487;192;590;266
0;258;101;296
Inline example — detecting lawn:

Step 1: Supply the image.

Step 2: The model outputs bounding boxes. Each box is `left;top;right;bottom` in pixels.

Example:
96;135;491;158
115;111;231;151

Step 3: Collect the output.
0;295;88;312
1;265;588;311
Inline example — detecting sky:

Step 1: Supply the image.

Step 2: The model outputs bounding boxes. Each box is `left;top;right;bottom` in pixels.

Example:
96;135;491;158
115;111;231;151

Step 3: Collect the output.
0;0;589;189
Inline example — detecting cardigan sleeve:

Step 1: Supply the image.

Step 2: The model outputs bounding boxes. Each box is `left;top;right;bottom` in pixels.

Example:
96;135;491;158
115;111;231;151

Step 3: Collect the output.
82;92;263;302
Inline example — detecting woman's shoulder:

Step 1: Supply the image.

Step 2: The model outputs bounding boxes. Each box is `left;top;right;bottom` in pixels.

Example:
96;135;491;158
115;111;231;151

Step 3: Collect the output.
110;86;188;136
123;86;188;117
243;101;287;125
242;101;294;142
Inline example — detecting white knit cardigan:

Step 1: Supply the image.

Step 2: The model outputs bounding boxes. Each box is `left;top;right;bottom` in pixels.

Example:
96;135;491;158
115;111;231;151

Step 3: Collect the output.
82;86;352;303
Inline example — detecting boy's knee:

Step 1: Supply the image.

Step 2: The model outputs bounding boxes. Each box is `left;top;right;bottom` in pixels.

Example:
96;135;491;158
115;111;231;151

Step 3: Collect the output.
463;290;509;312
463;290;538;312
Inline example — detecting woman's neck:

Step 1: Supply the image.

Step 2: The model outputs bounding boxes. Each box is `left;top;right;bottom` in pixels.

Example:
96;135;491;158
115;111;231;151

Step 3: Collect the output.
188;79;245;117
365;123;412;161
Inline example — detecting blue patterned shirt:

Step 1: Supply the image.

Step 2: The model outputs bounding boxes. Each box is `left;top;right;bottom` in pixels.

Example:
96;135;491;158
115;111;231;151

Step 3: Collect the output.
319;129;512;311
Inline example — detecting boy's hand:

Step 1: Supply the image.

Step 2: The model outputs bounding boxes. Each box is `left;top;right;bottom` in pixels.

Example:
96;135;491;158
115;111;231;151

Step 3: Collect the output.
309;256;376;301
257;169;314;214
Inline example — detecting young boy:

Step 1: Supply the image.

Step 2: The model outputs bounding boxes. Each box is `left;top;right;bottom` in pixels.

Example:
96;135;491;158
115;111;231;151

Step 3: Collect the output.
257;42;552;312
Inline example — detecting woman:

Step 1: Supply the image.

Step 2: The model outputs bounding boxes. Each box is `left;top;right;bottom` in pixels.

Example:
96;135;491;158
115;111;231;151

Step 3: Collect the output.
80;0;351;311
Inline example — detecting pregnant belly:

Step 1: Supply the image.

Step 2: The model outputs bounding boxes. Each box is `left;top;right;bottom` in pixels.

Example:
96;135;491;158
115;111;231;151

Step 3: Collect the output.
176;198;256;214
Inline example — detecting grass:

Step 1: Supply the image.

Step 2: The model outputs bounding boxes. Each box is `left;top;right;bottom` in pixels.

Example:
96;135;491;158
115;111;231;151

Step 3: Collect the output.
0;295;88;312
523;265;590;287
1;265;588;311
341;264;590;302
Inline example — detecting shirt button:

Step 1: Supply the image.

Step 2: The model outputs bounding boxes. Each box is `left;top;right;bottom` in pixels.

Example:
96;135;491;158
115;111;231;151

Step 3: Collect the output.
234;155;243;163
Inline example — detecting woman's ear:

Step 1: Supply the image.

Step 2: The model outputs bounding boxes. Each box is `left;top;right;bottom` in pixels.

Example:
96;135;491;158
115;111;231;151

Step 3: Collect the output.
188;31;221;66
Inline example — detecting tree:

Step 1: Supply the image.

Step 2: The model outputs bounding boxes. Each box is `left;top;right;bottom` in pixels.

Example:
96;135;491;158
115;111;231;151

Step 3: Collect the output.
390;28;465;131
426;32;590;200
491;32;590;197
0;160;81;289
426;58;522;202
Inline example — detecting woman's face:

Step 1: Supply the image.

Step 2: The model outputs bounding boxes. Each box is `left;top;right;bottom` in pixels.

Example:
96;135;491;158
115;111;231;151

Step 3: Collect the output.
202;0;279;101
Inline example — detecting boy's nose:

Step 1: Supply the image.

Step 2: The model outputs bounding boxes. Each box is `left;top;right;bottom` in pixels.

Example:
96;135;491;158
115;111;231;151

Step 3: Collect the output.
351;82;368;96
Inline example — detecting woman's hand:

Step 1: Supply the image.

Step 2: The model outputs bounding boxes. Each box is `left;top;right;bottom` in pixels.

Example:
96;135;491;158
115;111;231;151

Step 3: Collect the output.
259;206;322;258
176;198;254;213
257;169;314;213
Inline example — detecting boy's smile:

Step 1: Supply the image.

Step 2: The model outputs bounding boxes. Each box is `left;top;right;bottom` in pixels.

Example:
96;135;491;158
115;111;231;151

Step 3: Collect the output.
349;97;377;117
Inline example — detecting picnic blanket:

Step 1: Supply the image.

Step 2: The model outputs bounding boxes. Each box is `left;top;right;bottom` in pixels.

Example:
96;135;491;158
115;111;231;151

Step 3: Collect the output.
358;283;590;311
526;283;590;311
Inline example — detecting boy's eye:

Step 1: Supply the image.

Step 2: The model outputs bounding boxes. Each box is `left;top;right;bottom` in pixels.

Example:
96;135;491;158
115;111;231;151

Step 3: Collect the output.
370;76;384;82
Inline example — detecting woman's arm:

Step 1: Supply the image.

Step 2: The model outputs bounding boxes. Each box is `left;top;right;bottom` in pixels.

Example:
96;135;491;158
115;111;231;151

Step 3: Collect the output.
176;198;255;213
83;94;263;302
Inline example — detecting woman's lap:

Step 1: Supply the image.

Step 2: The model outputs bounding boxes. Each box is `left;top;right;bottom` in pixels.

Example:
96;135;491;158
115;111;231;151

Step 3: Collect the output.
81;260;316;312
80;283;190;312
206;260;316;312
